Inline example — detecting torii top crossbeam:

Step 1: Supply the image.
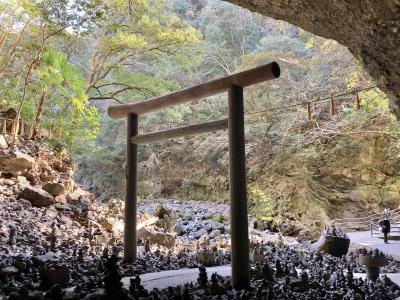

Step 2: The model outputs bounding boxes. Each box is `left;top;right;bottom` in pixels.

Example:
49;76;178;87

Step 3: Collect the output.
108;62;280;118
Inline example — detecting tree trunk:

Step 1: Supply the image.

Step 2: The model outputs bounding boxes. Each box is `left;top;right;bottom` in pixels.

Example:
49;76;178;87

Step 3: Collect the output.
12;61;35;144
32;85;48;139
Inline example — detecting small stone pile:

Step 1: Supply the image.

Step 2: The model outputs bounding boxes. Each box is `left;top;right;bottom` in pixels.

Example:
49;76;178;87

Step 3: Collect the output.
87;254;400;299
326;225;348;239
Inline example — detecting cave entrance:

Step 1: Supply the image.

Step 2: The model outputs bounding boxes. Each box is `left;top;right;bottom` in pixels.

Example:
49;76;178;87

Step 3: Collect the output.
107;61;281;289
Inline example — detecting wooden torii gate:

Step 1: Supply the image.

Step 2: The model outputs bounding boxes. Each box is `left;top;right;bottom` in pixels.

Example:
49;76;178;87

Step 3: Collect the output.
107;61;280;289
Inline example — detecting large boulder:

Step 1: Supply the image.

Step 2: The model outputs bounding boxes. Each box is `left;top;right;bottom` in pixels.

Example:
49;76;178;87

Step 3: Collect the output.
19;186;54;207
0;150;35;174
99;217;124;234
309;229;350;257
42;182;65;196
137;225;175;248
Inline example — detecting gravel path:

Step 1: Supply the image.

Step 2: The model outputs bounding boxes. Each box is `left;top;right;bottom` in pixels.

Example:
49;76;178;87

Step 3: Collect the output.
122;265;232;290
122;265;400;291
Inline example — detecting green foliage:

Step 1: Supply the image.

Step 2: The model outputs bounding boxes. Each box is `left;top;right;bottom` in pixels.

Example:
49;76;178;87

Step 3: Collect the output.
77;0;395;203
358;88;389;112
1;0;395;211
249;188;275;222
85;0;203;104
39;0;106;32
0;0;103;152
39;49;88;111
59;105;101;154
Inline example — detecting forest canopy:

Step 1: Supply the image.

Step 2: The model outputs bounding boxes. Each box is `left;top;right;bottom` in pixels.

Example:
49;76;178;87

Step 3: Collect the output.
0;0;395;206
0;0;202;150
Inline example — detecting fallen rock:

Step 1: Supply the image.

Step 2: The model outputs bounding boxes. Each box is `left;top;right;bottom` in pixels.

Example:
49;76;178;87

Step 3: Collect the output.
98;217;123;234
63;178;74;192
40;171;57;182
211;212;223;222
209;229;222;239
19;186;54;207
111;220;124;235
66;187;94;202
138;217;158;228
0;178;15;185
42;182;65;196
137;226;175;248
195;228;207;239
0;134;7;149
197;252;216;267
99;217;115;231
0;150;35;174
154;204;171;219
17;198;32;208
37;159;52;172
309;228;350;257
93;230;109;244
209;222;225;232
16;175;29;186
55;194;68;204
87;210;98;221
198;234;210;246
71;198;90;212
46;205;58;218
55;204;72;212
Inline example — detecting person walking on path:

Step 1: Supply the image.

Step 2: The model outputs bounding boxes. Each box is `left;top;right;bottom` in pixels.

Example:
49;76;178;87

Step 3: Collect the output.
380;216;391;244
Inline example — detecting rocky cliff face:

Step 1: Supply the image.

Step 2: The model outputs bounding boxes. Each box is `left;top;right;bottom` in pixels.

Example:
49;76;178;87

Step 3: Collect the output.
137;113;400;237
0;134;93;208
226;0;400;117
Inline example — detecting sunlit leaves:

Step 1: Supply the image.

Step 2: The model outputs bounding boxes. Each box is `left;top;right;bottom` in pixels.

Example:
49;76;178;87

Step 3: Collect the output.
358;88;389;112
108;32;148;51
86;0;203;105
38;49;88;111
57;104;101;153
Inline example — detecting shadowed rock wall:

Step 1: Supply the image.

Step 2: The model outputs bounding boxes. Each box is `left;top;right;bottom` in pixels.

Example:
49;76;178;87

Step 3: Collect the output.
226;0;400;116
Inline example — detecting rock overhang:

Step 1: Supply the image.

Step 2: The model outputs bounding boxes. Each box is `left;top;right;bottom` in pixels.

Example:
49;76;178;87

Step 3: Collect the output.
225;0;400;117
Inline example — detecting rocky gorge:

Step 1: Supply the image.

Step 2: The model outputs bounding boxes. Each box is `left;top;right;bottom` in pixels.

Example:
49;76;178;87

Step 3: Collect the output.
87;112;400;239
1;134;400;299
